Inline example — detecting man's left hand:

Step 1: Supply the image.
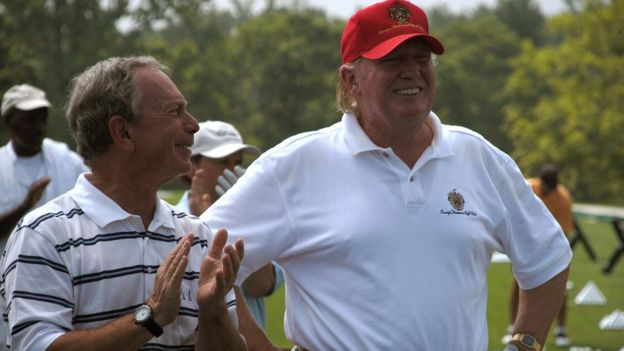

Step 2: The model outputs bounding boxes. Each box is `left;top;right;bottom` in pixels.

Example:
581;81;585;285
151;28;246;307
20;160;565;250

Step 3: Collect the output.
197;229;244;313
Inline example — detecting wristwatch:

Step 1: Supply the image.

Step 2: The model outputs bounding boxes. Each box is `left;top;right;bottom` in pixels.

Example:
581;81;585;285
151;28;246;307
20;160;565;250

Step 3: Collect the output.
510;333;542;351
133;304;163;337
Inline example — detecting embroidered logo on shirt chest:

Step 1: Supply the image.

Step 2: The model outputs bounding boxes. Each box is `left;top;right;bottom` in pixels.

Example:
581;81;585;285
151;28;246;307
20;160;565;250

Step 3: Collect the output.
440;188;477;216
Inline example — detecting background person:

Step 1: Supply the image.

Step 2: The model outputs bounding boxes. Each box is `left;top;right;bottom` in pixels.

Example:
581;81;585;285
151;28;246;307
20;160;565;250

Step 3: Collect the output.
503;163;574;347
176;120;284;329
0;56;245;350
0;84;88;238
0;84;87;347
202;1;572;350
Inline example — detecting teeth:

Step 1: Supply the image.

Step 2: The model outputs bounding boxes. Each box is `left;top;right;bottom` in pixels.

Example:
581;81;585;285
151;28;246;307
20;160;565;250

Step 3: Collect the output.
396;88;422;95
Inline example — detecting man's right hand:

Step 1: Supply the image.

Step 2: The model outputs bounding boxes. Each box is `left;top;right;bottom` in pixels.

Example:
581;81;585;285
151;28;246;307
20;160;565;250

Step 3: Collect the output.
189;169;212;216
148;233;193;327
22;176;51;210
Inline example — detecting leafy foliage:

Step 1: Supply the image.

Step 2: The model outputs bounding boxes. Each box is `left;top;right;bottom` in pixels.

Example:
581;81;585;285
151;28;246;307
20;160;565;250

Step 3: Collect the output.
504;0;624;204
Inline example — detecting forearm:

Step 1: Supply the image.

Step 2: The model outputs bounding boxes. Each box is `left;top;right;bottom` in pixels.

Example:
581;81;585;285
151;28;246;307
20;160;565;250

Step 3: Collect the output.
514;265;570;345
47;314;153;351
234;287;279;351
242;264;276;297
195;303;246;351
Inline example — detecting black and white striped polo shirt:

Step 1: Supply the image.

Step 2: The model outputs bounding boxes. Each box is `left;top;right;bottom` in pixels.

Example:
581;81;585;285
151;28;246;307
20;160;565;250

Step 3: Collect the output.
0;175;236;350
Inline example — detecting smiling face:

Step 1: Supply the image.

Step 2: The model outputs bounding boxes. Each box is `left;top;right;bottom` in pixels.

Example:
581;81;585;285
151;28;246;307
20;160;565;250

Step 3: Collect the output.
344;38;436;138
128;67;199;184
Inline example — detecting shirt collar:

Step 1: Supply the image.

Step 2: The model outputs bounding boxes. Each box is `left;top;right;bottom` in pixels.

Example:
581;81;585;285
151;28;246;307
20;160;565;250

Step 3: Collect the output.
69;174;175;230
342;112;454;159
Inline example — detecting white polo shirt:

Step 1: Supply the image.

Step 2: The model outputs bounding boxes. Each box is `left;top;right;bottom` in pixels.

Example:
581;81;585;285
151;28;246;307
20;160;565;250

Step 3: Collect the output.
1;175;236;350
0;138;88;213
203;112;572;350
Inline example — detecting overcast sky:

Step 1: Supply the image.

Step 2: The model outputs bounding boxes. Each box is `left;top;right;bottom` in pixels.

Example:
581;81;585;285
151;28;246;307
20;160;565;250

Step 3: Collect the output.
215;0;567;18
310;0;566;18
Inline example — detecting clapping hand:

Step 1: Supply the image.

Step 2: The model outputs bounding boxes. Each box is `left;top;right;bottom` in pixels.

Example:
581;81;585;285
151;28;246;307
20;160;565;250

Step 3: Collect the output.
149;234;193;327
196;229;244;313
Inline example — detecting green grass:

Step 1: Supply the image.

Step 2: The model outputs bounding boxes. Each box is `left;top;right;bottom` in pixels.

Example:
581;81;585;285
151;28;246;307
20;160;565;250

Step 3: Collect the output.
264;219;624;350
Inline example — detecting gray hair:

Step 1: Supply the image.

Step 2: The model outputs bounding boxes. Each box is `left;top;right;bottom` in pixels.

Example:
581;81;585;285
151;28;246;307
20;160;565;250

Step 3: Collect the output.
65;56;168;162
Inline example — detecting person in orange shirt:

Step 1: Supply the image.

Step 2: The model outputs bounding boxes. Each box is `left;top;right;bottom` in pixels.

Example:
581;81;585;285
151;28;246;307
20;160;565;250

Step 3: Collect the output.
503;163;574;347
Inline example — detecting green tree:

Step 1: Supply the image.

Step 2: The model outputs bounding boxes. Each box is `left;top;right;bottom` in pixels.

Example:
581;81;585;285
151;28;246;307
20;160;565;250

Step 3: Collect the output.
504;0;624;204
225;9;344;149
0;0;138;145
129;0;239;124
434;14;522;152
492;0;545;44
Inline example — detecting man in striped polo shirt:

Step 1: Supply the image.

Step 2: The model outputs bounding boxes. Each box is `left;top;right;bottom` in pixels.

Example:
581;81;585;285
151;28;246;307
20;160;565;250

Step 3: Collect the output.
0;56;246;350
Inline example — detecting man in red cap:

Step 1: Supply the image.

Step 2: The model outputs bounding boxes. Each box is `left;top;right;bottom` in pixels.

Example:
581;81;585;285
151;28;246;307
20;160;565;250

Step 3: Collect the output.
203;1;572;350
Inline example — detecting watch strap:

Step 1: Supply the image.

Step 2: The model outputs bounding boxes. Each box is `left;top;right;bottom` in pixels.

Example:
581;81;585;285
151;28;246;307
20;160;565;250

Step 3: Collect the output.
134;305;163;337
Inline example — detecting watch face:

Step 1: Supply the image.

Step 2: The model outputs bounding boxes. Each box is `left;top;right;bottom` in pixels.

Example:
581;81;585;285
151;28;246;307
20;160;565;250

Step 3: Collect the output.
135;305;151;322
521;335;536;346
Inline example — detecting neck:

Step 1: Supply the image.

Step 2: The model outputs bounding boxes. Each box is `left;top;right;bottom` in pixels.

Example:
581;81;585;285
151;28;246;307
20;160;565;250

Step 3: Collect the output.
88;158;161;229
12;140;43;157
359;115;433;168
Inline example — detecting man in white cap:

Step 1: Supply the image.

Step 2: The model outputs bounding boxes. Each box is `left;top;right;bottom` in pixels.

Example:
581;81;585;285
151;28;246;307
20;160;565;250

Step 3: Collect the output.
0;84;87;237
176;120;284;330
0;84;88;347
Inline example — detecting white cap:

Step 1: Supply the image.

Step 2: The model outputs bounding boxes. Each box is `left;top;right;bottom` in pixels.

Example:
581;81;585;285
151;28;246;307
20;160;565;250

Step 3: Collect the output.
191;120;260;159
1;84;52;118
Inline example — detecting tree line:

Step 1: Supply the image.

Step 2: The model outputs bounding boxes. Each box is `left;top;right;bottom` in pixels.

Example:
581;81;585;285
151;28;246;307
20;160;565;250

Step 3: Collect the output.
1;0;622;205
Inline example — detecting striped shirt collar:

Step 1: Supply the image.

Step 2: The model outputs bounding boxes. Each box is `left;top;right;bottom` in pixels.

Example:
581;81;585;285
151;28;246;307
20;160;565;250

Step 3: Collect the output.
69;174;176;231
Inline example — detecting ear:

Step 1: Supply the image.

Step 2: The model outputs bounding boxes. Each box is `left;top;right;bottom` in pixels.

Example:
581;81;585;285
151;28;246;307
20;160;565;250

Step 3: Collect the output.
108;115;134;151
340;64;360;97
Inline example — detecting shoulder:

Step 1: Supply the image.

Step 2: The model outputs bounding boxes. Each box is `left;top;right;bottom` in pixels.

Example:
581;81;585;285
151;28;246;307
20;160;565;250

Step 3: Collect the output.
43;138;87;170
444;125;498;151
43;138;83;159
557;184;573;201
442;123;515;167
0;142;14;161
6;195;83;257
262;122;343;160
16;194;82;234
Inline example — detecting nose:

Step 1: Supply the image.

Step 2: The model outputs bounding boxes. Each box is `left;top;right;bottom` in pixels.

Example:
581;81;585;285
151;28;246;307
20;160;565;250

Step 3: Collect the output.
399;58;428;80
185;111;199;134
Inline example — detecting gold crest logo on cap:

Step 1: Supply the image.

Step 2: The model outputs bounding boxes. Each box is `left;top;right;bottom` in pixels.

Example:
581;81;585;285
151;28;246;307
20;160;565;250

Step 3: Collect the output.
447;189;465;211
388;3;411;24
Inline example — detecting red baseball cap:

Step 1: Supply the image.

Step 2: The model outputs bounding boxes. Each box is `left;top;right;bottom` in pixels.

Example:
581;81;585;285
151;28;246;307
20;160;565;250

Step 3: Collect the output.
341;0;445;64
